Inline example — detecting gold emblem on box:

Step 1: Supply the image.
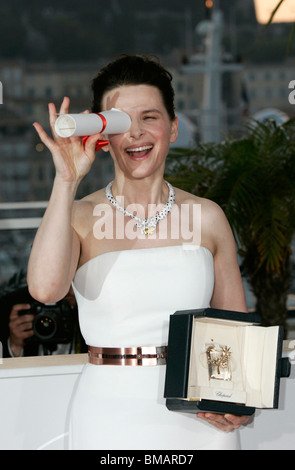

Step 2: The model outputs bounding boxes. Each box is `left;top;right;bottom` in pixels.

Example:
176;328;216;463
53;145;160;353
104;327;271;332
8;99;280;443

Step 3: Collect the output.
206;344;232;381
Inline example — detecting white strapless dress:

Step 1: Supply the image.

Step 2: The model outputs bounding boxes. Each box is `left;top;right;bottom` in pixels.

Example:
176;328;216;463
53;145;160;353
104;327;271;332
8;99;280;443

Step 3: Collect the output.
70;245;241;450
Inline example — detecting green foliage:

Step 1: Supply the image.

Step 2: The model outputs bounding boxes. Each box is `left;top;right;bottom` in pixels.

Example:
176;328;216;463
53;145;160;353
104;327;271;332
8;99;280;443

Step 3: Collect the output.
166;119;295;325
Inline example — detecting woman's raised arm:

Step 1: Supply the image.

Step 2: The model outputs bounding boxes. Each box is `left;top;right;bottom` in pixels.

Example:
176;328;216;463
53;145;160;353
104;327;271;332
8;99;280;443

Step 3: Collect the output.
27;97;102;303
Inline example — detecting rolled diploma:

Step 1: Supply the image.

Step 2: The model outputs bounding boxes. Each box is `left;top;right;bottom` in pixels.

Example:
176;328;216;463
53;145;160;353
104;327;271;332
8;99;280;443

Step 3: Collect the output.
54;108;131;137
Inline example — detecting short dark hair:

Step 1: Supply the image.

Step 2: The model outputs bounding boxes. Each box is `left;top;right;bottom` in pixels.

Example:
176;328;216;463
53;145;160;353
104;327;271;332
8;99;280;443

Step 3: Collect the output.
91;54;175;120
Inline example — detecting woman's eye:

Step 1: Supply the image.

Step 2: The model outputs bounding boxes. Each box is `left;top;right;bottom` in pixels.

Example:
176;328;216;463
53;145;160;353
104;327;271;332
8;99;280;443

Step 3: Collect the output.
144;115;156;120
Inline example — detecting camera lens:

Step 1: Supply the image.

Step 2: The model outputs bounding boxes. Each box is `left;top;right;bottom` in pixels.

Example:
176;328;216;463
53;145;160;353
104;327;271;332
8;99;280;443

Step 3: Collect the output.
33;313;57;339
30;301;74;343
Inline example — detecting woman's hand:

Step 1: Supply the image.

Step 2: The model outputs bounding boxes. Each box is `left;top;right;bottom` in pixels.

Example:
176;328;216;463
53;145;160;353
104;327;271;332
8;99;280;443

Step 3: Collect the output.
33;96;102;184
197;412;250;432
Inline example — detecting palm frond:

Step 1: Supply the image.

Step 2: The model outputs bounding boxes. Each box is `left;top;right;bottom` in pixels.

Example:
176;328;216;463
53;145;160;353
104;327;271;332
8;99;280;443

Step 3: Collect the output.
265;0;286;25
167;118;295;279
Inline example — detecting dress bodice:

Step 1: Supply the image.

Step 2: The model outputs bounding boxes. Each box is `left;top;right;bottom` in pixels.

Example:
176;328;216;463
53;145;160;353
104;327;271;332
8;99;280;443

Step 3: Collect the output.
72;245;214;347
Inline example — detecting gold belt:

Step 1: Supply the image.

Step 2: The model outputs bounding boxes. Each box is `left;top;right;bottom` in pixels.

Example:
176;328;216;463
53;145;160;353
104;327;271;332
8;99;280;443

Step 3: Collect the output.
88;345;167;366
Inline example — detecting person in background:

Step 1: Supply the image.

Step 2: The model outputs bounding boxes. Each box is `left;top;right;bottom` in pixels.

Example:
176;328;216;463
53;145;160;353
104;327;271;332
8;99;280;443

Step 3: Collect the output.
0;277;86;357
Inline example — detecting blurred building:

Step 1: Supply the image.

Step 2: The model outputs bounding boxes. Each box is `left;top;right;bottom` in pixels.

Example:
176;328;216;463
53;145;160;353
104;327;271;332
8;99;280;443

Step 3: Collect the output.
244;61;295;117
0;54;294;202
0;60;110;202
0;58;201;202
0;107;31;201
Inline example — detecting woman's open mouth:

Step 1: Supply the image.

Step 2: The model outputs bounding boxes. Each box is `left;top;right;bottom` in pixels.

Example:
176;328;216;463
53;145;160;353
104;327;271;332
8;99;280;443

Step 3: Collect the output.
125;145;154;160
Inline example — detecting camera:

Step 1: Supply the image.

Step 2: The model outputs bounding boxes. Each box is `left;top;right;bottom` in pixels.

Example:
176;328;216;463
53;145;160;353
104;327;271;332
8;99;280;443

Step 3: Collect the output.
20;300;75;344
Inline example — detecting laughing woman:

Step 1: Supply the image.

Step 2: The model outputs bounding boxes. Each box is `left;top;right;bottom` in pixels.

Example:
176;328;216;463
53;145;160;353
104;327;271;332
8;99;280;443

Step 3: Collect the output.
27;55;249;450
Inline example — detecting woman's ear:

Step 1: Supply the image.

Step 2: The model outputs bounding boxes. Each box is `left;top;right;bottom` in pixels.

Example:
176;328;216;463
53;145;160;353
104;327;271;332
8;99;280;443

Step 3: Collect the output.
170;116;178;144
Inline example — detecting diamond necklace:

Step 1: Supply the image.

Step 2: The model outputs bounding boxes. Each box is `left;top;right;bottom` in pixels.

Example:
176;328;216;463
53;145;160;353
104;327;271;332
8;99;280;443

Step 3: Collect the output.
105;180;175;236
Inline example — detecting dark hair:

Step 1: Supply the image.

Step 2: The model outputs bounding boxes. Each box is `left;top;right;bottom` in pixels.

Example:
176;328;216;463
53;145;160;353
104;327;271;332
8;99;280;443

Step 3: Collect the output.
91;54;175;120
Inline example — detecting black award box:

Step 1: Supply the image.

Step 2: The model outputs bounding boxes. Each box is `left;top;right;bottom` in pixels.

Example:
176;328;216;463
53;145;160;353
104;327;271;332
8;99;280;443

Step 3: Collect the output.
164;308;290;416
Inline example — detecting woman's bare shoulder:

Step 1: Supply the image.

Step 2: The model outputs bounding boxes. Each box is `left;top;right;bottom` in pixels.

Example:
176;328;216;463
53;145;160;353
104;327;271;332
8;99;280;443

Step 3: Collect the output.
175;186;224;217
174;186;230;253
72;188;107;236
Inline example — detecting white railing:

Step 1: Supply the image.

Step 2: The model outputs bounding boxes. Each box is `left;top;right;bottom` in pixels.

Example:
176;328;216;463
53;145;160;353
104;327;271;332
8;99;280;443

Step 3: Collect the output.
0;202;47;230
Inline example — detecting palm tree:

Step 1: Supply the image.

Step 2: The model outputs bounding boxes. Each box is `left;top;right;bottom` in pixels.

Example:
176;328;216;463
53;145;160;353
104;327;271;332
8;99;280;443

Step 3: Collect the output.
166;118;295;328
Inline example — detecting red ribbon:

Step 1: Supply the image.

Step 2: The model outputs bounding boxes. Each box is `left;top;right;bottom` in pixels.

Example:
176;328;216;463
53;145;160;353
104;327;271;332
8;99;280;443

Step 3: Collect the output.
82;113;109;152
82;136;109;151
96;113;107;133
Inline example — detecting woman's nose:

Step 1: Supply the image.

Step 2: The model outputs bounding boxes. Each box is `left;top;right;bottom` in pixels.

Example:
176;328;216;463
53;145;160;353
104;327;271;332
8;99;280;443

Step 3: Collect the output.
129;118;144;139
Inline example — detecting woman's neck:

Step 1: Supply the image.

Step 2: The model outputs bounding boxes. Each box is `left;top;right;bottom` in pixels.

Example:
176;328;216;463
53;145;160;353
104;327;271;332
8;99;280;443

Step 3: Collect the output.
110;176;169;209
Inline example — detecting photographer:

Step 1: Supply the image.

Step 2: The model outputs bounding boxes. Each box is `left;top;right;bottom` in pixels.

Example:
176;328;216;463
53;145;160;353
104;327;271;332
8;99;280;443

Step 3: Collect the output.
0;282;86;357
8;301;34;357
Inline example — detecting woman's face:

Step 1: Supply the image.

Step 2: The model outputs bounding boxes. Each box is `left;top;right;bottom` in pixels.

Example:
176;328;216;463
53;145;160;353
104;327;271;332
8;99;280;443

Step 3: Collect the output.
101;84;178;180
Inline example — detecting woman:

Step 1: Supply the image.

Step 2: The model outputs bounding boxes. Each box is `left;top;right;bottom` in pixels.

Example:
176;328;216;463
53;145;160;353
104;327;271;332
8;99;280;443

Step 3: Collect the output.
28;55;249;450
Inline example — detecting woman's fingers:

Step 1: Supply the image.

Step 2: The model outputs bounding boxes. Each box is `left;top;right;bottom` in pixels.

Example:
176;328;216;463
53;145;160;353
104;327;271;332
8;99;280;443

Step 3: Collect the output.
83;133;109;154
33;97;100;181
48;102;57;131
197;412;250;432
33;122;56;153
224;414;250;427
48;97;70;137
59;96;70;115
